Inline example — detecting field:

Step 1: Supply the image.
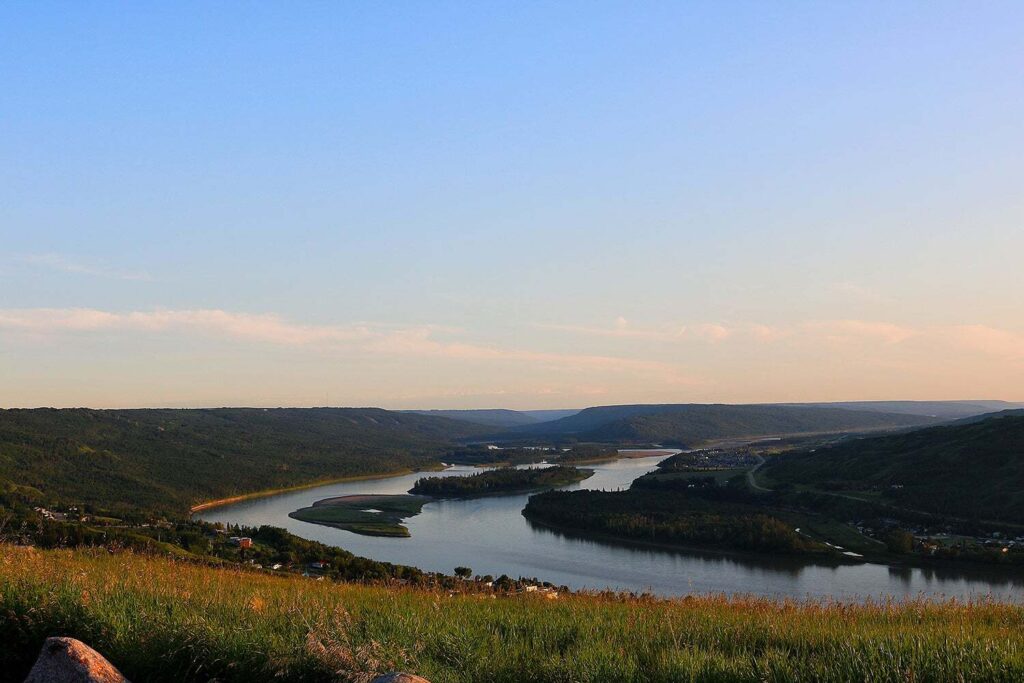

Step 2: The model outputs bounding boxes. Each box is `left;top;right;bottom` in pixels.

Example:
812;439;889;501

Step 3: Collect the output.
2;545;1023;683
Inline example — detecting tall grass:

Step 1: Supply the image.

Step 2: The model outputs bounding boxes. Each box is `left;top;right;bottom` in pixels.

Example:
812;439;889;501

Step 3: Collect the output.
1;544;1022;682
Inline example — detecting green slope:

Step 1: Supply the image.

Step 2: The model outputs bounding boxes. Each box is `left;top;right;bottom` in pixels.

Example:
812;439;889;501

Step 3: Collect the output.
0;407;486;515
764;413;1024;523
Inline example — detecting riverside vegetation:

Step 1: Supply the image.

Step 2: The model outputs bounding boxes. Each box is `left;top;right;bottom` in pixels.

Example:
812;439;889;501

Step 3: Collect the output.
524;414;1024;566
4;544;1024;683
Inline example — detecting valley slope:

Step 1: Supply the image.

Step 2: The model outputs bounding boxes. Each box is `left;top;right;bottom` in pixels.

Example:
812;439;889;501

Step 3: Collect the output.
764;412;1024;523
0;407;486;515
498;403;937;445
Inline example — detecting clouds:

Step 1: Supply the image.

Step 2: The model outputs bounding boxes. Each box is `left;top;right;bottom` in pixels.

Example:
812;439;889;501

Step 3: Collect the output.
538;316;1024;363
1;307;1020;407
17;254;152;281
0;307;697;384
536;319;731;343
951;325;1024;361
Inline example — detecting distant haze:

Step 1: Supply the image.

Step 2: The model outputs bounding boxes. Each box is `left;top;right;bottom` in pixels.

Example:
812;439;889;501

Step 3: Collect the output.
2;3;1022;408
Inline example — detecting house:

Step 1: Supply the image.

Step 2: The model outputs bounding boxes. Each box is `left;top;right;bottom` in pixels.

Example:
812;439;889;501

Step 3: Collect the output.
229;537;253;549
309;561;329;570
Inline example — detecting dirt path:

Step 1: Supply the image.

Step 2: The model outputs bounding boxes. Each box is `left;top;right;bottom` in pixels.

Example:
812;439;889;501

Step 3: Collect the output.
746;455;772;492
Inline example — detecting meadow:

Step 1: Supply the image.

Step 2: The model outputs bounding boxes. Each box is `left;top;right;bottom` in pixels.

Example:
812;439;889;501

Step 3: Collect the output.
2;544;1023;682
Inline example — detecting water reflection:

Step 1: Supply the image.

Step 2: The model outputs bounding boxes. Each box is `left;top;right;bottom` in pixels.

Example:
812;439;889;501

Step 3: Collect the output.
197;453;1024;602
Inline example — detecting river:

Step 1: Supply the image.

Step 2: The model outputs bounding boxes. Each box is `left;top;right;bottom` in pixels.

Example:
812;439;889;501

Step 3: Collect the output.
196;453;1024;601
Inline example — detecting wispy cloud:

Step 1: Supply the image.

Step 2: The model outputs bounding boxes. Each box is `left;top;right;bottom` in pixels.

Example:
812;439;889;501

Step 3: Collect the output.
0;307;699;384
536;316;1024;364
951;325;1024;362
800;320;918;345
536;318;731;343
17;254;152;281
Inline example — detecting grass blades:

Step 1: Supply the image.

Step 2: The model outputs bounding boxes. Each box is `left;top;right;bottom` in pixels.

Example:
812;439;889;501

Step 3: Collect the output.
1;544;1023;682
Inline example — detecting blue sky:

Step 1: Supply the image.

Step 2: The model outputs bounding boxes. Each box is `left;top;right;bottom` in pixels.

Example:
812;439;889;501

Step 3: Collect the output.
2;2;1022;408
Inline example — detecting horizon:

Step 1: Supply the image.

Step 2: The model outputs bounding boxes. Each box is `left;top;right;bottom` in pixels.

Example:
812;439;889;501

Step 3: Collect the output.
4;398;1023;412
3;2;1023;408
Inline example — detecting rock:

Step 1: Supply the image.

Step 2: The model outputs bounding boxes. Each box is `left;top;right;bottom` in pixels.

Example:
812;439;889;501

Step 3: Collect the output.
369;674;431;683
23;637;129;683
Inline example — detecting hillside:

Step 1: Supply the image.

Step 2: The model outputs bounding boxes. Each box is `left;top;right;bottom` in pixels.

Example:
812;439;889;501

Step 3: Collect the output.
764;413;1024;523
499;403;936;445
0;408;486;515
406;408;543;428
792;400;1024;420
407;408;580;428
3;544;1021;683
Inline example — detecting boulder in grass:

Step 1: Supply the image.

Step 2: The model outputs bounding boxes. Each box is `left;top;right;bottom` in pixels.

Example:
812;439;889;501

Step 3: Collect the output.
23;637;129;683
369;674;431;683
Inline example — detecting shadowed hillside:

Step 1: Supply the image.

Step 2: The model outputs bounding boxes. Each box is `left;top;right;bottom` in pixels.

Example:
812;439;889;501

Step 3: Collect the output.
764;413;1024;523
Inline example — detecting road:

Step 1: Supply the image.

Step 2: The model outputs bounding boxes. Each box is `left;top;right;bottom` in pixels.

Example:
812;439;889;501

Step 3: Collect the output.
745;455;772;492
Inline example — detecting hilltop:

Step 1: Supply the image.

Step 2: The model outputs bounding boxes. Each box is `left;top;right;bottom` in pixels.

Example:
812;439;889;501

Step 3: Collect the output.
764;412;1024;523
497;403;937;445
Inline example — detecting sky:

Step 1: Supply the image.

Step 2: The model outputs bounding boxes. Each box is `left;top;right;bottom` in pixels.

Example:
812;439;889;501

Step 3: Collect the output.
1;1;1022;409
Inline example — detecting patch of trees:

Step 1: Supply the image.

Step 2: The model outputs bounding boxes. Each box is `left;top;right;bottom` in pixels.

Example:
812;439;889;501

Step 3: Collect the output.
523;489;823;555
411;465;591;497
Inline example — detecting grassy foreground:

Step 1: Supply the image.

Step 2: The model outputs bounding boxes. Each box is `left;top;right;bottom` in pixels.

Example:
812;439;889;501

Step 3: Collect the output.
2;545;1023;682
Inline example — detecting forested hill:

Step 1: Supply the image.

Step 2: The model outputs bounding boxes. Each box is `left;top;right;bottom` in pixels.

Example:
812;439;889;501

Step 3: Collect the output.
764;413;1024;523
0;408;487;515
497;403;937;445
406;408;580;428
791;400;1024;420
405;409;542;428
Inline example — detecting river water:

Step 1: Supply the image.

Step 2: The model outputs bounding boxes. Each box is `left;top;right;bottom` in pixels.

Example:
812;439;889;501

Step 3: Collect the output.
197;454;1024;602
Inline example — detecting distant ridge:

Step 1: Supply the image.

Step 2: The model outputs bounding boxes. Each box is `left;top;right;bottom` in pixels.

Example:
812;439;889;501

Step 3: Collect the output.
406;408;578;428
787;400;1024;420
495;403;939;445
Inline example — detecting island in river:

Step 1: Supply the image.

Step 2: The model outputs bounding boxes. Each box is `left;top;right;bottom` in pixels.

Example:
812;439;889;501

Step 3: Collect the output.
410;464;593;497
292;465;594;537
289;494;430;537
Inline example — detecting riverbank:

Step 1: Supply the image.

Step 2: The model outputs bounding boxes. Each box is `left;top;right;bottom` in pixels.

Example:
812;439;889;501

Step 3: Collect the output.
189;464;446;514
521;512;860;568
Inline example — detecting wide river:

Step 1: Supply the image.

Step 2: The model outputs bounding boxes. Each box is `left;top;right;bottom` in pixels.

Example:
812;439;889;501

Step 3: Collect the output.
197;453;1024;602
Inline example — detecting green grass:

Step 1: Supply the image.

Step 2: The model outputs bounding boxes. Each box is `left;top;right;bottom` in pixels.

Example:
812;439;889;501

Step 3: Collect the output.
290;495;430;537
2;545;1023;682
